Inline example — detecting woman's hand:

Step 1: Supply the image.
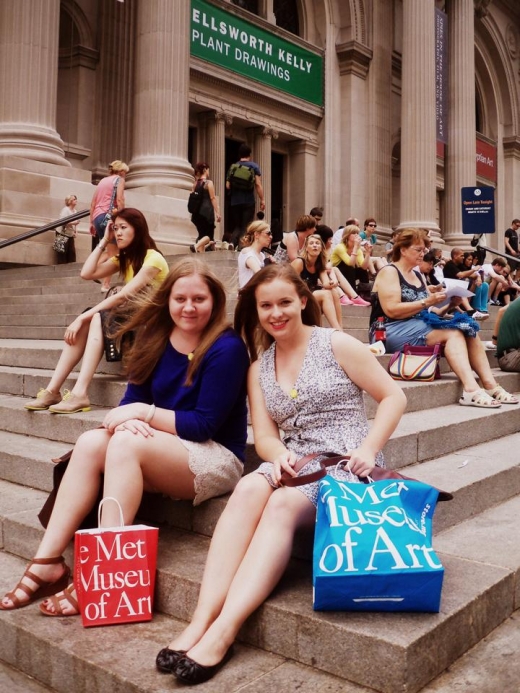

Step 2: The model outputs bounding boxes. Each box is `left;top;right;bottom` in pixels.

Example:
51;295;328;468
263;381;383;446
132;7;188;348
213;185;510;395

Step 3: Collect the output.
64;315;86;345
271;449;298;486
102;221;115;246
114;418;155;438
346;446;376;478
103;403;148;432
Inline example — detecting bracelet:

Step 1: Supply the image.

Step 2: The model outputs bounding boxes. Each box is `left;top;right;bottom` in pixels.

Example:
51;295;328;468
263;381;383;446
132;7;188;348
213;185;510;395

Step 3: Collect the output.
144;404;156;424
98;243;106;252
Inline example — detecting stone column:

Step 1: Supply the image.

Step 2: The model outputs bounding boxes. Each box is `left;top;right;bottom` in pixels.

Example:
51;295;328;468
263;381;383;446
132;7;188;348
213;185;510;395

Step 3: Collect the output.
206;112;231;237
399;0;440;237
0;0;68;165
366;0;393;238
444;0;476;244
252;127;278;222
127;0;193;190
288;140;319;229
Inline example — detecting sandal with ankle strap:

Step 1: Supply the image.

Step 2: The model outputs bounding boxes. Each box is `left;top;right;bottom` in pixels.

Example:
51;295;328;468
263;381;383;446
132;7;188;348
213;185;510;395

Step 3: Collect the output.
485;385;519;405
39;582;79;617
459;389;501;409
0;556;70;611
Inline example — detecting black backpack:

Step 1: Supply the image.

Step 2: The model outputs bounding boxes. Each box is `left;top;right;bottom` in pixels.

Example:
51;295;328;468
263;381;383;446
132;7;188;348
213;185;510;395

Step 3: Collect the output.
228;163;256;191
188;180;205;214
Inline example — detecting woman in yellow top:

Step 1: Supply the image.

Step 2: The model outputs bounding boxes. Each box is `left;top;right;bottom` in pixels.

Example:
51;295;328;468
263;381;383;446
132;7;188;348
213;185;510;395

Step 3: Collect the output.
24;208;169;414
331;224;371;292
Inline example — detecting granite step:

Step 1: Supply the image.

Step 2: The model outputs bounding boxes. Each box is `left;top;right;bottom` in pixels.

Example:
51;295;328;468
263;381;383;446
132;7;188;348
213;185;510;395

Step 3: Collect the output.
0;553;370;693
1;427;519;541
1;390;519;470
0;491;517;693
0;362;517;416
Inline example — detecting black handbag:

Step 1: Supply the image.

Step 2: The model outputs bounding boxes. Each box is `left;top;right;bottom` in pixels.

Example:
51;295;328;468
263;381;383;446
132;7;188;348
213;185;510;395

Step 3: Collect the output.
38;449;102;530
53;231;69;254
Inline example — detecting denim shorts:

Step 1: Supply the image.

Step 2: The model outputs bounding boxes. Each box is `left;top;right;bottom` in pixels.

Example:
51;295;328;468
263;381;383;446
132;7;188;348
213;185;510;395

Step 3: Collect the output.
385;319;433;353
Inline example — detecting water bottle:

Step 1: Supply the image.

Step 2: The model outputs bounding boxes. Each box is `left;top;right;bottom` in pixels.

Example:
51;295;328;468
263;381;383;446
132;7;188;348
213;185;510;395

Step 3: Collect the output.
374;317;386;349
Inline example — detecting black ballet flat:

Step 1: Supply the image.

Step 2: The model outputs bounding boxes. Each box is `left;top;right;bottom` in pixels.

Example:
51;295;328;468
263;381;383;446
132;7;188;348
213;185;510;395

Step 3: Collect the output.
155;647;186;673
173;645;234;685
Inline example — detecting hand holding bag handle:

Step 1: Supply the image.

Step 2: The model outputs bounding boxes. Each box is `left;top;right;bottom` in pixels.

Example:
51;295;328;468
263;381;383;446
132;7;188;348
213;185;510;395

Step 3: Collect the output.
279;451;453;501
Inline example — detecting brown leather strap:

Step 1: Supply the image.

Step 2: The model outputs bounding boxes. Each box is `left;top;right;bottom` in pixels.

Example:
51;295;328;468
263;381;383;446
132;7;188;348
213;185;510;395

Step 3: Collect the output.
279;451;453;501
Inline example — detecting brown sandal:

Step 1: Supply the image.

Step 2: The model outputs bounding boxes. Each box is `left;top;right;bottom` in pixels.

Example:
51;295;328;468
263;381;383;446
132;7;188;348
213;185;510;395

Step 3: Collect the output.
0;556;70;610
39;582;79;617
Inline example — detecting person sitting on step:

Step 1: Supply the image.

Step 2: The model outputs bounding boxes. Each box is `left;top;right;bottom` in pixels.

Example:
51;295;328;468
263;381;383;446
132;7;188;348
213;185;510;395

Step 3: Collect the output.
155;263;406;685
24;208;169;414
1;259;249;616
369;228;519;408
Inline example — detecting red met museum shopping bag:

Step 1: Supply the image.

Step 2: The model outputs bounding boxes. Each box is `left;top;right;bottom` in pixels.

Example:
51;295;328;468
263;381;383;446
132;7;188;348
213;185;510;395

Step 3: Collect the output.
74;498;159;628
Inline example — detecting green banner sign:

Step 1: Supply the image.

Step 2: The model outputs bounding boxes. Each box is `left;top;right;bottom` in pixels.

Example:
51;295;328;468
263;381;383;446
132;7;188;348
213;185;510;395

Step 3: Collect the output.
190;0;324;106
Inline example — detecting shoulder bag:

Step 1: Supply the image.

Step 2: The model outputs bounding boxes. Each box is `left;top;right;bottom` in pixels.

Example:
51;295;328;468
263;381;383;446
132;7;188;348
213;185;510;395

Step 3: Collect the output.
388;343;442;381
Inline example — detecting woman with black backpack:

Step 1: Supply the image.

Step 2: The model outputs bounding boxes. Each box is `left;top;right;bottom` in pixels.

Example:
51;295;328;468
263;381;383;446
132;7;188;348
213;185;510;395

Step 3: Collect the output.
188;162;221;253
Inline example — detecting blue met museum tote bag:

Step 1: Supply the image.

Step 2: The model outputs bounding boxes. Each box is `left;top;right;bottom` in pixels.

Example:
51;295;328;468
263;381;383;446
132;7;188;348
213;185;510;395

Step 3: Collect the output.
313;474;444;612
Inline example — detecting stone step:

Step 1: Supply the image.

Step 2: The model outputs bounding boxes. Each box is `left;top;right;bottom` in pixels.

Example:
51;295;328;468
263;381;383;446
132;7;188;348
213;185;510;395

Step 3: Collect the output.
1;427;519;542
0;340;122;375
0;361;517;417
0;491;517;693
0;551;370;693
0;381;519;469
0;660;56;693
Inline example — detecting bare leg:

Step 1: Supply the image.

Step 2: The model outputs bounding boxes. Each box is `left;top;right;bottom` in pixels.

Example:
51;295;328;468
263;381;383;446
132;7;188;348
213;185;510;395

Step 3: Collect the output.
69;314;105;398
45;322;91;394
426;329;481;392
183;486;315;667
100;429;196;526
332;289;343;326
314;290;342;330
333;268;357;299
168;474;273;652
465;335;500;390
0;429;110;608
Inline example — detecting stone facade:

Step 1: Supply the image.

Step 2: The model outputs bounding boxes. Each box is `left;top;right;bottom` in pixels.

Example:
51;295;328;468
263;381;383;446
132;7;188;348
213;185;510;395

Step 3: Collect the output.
0;0;519;262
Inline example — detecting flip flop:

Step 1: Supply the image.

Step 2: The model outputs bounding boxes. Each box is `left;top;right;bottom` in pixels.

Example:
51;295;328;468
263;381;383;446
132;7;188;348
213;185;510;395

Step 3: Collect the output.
459;389;501;408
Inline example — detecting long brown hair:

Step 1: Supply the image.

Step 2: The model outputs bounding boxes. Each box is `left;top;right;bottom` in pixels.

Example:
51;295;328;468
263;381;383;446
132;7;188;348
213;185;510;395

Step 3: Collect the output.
234;264;321;360
113;208;162;281
118;258;229;385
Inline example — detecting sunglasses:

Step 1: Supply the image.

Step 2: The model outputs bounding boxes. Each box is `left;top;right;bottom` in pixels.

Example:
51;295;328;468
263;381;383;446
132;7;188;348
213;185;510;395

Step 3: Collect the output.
367;223;377;227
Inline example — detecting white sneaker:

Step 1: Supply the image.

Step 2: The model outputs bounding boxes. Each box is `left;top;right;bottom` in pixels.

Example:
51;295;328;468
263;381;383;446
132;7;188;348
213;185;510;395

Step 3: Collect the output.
483;341;496;351
473;311;489;321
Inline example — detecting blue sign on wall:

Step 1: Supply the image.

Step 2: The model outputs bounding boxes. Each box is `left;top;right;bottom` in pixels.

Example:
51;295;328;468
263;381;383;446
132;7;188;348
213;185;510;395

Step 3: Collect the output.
461;186;495;235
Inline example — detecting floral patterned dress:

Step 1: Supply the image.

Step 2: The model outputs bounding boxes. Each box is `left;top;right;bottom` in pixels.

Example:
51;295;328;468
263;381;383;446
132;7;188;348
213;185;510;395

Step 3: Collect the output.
255;326;385;506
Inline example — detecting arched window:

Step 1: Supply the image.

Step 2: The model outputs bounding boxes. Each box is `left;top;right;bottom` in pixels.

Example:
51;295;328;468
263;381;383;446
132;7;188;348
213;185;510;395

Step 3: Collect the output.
274;0;300;36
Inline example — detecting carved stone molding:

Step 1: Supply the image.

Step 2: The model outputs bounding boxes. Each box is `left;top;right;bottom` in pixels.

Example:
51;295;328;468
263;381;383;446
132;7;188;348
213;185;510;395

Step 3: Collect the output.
336;41;373;79
215;111;234;126
336;40;373;79
503;136;520;160
474;0;492;19
505;24;518;59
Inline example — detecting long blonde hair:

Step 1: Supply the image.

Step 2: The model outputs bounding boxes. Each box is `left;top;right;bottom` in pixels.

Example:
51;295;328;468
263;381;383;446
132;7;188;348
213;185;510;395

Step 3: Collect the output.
299;234;328;273
117;258;229;385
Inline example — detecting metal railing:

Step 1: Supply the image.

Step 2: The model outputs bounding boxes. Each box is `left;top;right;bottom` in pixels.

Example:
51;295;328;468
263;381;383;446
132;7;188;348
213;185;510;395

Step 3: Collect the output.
0;209;90;250
479;244;518;265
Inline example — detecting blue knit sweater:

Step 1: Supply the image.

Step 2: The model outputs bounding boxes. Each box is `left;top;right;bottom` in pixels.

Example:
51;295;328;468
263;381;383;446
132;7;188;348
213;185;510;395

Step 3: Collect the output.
120;329;249;461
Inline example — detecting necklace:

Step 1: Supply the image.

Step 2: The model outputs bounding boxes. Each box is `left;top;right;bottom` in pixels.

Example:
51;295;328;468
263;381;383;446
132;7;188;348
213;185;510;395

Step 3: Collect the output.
289;388;298;399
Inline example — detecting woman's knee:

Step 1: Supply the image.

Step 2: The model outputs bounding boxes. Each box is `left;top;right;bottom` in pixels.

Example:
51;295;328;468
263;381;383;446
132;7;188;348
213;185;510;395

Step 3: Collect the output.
71;429;110;468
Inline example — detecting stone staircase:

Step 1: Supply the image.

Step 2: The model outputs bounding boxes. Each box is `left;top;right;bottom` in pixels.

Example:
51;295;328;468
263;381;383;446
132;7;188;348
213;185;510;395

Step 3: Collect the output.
0;254;519;693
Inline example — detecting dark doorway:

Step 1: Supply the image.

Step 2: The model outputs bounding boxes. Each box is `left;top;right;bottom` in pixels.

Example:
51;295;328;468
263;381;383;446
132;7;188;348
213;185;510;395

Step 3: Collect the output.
271;152;284;243
224;139;242;241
